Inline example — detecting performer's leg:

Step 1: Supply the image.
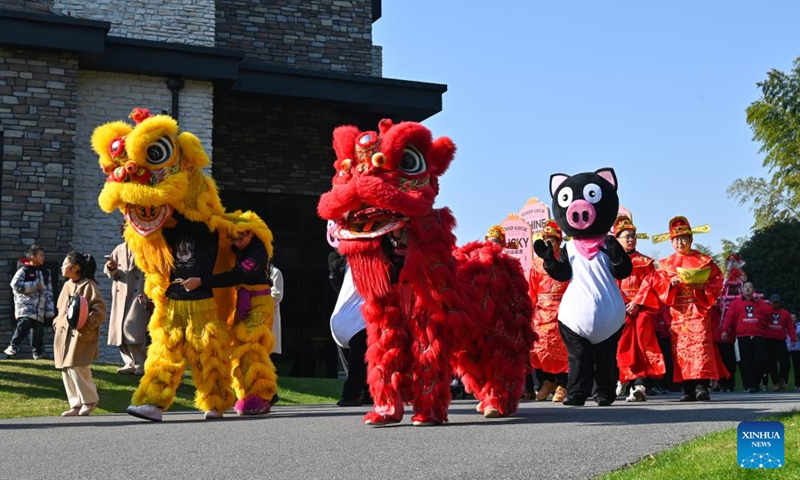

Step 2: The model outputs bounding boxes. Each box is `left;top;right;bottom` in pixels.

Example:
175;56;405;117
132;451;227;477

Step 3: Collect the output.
363;294;413;426
776;342;790;389
131;301;189;410
184;300;235;414
409;310;452;425
765;338;780;387
738;336;754;391
592;327;623;405
340;329;367;403
230;295;278;415
559;322;592;405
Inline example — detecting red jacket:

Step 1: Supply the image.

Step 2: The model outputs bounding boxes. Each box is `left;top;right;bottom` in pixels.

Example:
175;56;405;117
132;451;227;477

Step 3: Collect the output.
721;296;768;338
763;306;797;342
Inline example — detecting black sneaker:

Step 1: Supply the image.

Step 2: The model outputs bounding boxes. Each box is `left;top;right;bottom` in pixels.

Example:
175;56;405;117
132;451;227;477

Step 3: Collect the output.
679;394;697;402
562;395;586;406
336;398;362;407
695;388;710;401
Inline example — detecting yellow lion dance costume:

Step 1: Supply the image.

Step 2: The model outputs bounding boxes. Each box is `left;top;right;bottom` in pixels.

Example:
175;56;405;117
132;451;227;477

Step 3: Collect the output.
92;108;278;421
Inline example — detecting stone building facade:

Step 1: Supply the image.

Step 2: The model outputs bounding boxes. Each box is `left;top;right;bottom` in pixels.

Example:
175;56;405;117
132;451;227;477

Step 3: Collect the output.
0;0;444;373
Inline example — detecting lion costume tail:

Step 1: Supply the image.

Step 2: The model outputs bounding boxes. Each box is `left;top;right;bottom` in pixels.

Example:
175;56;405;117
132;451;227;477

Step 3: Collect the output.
451;241;535;416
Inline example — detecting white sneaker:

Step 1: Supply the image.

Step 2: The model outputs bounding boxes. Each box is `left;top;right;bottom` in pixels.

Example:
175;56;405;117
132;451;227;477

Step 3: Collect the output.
615;381;627;397
203;410;223;420
127;404;163;422
626;385;647;402
4;345;18;357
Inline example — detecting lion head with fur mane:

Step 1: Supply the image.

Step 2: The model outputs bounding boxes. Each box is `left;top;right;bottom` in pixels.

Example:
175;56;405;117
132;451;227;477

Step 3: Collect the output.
92;108;272;318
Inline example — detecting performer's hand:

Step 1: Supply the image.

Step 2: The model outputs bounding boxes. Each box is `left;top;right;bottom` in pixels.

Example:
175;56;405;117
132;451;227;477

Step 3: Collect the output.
670;276;682;287
533;238;554;262
603;235;626;262
626;302;639;315
182;277;201;291
721;331;729;341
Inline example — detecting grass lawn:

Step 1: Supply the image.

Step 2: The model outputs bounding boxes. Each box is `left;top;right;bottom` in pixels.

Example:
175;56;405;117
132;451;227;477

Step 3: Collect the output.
0;359;342;418
600;410;800;479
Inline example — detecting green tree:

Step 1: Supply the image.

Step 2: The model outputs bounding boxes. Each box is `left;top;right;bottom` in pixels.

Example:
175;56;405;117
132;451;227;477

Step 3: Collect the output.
738;220;800;310
726;177;800;229
736;56;800;228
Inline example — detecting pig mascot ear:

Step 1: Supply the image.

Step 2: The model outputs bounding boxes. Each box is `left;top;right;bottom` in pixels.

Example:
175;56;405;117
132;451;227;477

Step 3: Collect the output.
595;168;617;191
549;173;569;198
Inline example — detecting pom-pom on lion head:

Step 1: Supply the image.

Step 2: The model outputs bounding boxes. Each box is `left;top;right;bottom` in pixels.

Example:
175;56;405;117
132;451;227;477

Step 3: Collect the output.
92;108;223;237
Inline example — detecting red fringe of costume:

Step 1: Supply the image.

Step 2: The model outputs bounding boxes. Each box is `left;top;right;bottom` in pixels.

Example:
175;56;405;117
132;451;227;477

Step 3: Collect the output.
319;120;533;425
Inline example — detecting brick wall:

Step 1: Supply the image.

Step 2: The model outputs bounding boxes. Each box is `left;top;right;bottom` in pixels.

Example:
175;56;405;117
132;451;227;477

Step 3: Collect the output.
213;92;370;196
216;0;377;75
0;48;79;356
51;0;216;47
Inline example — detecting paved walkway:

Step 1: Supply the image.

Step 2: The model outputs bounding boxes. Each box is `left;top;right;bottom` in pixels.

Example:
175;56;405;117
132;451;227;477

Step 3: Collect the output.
1;391;797;480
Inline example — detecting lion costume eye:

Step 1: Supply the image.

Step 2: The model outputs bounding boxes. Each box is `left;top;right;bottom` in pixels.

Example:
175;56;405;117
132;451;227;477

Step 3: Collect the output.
398;146;426;175
145;137;174;165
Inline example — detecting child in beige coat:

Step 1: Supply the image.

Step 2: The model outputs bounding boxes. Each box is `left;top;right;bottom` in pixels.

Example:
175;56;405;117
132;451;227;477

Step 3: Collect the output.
53;251;107;417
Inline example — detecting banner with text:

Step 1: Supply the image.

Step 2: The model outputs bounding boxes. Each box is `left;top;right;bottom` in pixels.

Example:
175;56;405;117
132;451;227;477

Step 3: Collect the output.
501;213;532;278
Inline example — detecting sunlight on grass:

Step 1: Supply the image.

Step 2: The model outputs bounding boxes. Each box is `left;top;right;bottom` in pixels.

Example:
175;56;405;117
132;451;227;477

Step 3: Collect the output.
600;410;800;479
0;359;341;418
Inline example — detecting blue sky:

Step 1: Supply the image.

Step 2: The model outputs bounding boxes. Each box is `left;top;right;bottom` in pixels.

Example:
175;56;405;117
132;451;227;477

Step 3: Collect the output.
373;1;800;259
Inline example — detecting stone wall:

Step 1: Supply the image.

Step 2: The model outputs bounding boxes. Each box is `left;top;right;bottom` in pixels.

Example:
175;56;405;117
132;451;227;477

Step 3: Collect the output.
51;0;216;47
0;48;79;357
0;67;213;363
216;0;377;75
1;0;51;14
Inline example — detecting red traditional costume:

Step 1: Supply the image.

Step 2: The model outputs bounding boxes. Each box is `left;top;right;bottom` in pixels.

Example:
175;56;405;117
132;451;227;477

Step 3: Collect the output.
612;216;665;384
649;217;727;383
528;220;569;376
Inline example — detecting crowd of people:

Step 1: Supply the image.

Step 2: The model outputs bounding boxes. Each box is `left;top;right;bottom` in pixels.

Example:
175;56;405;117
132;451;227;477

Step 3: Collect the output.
4;227;286;418
4;212;799;417
516;214;800;405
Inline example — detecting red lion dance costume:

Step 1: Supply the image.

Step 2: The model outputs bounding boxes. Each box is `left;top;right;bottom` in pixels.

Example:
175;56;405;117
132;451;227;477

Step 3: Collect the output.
318;119;534;426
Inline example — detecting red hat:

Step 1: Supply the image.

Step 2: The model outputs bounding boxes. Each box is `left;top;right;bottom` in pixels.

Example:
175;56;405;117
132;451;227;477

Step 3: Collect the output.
485;225;506;244
541;219;563;241
613;215;636;237
668;216;693;239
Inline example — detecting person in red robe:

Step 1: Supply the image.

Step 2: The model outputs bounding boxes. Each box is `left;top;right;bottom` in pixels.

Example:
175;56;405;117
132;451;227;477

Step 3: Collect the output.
612;215;665;402
528;220;570;402
649;216;727;402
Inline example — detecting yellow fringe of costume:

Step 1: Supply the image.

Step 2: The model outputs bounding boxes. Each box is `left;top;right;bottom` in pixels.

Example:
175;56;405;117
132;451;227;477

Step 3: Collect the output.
230;290;278;402
134;298;234;412
92;110;278;414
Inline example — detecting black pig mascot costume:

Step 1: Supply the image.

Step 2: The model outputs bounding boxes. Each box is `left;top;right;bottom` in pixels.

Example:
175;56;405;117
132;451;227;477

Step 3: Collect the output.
533;168;632;406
